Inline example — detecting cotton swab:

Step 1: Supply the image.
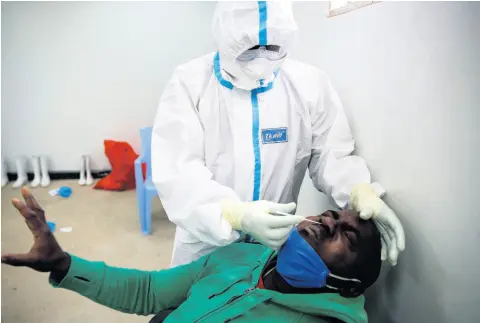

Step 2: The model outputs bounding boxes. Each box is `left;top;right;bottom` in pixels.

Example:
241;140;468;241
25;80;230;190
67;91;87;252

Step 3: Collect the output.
301;218;321;224
272;211;321;224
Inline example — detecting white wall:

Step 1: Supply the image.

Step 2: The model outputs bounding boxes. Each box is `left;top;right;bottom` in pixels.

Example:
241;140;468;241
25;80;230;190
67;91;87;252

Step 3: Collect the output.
2;1;480;322
1;1;216;172
292;2;480;323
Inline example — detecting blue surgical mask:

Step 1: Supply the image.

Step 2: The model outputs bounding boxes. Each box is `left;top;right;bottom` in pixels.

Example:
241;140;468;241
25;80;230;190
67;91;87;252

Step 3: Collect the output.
276;227;330;288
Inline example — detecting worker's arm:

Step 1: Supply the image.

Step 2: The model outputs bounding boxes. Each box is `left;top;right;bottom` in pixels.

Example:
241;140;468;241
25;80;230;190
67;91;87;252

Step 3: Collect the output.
151;68;241;246
308;72;384;208
307;74;405;265
49;254;207;315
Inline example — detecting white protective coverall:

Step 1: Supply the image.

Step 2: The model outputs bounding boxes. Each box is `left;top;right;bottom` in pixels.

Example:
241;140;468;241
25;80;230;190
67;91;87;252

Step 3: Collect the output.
152;1;385;267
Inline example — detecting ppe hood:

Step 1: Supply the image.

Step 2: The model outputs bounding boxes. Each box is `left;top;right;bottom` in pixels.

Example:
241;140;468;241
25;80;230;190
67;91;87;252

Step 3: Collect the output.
211;1;298;89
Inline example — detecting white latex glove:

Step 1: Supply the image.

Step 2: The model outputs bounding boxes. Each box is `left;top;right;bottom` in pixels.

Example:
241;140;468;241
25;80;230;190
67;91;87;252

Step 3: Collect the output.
221;200;304;250
350;183;406;266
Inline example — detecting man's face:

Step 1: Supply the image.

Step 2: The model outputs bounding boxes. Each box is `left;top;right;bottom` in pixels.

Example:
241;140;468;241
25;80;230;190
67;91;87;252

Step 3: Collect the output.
297;210;375;275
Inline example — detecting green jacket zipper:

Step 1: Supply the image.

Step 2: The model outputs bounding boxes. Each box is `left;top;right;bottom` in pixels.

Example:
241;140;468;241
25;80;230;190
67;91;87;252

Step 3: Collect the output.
194;287;257;323
207;262;262;300
194;255;273;322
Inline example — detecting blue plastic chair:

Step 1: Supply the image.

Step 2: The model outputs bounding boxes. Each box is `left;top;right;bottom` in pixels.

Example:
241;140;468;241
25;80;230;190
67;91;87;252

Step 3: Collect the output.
134;126;158;235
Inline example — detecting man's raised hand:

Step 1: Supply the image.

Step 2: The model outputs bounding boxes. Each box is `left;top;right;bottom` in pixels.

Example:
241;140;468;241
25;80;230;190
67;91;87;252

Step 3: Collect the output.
1;187;70;272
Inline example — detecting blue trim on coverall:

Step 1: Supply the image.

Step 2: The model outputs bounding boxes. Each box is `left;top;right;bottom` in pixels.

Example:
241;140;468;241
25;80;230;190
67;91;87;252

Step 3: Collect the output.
250;79;275;201
250;91;262;201
213;53;234;90
258;1;268;46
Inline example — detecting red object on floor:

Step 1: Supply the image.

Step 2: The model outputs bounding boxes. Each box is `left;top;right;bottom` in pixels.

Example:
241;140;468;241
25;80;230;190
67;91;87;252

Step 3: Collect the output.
94;140;146;191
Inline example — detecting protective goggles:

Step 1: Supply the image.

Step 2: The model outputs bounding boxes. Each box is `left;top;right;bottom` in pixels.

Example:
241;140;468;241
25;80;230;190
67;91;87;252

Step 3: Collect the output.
237;45;287;62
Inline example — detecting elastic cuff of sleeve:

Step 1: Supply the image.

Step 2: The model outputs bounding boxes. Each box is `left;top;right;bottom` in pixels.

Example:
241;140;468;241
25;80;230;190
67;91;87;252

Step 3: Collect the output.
220;199;244;230
49;254;105;296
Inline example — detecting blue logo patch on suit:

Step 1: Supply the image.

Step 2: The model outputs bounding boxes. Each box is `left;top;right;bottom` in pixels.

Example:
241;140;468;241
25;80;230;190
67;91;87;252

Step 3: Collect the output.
261;128;288;144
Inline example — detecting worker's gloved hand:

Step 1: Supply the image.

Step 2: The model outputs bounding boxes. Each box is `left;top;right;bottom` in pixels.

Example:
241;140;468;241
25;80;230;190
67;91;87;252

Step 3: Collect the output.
350;183;406;266
1;187;71;273
221;200;304;250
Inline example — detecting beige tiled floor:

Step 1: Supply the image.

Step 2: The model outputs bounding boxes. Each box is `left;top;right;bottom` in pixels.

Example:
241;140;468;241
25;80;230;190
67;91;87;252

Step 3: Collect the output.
1;180;175;323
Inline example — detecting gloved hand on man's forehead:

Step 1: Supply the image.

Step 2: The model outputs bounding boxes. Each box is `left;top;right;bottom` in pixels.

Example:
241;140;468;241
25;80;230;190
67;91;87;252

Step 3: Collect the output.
349;183;405;266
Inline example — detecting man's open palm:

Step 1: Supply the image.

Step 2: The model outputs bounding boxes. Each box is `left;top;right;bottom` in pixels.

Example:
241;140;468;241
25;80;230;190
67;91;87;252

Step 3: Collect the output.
1;187;69;272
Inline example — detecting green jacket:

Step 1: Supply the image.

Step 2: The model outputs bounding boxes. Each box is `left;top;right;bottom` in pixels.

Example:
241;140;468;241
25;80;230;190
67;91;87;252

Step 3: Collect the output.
50;242;368;323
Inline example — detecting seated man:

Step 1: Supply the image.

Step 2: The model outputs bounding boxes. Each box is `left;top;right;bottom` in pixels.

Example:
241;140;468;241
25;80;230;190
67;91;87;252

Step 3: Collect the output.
2;188;381;323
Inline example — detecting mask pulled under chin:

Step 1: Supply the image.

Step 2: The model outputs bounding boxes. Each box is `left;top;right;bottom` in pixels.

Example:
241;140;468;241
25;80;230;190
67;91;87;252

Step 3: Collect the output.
276;227;330;288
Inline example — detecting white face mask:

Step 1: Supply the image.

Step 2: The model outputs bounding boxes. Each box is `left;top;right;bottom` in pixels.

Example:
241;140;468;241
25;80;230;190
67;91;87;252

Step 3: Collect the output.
218;52;286;90
238;58;281;81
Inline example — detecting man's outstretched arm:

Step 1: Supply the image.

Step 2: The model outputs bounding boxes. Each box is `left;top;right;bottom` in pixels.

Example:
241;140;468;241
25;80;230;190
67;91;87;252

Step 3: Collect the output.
2;187;207;316
49;254;207;315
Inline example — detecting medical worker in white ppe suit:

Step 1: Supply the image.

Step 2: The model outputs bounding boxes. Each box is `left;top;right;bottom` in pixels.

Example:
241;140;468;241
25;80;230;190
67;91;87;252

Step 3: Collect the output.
152;1;405;267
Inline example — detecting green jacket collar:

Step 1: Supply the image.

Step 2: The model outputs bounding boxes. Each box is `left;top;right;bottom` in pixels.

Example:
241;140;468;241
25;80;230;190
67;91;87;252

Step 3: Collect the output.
251;248;368;323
